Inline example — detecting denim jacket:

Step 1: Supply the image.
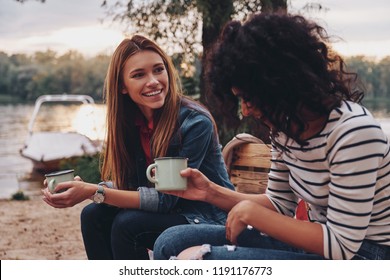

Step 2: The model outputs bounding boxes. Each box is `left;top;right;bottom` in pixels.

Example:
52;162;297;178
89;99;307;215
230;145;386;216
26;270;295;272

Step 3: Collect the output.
109;100;234;225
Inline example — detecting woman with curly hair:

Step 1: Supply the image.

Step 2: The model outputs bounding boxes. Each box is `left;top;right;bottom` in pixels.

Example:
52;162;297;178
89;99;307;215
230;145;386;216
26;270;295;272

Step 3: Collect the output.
153;13;390;260
42;35;234;259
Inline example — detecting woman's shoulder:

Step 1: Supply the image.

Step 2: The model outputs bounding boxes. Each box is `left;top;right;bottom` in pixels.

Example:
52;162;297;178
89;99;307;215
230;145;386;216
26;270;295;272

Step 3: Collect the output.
328;100;385;140
179;98;213;120
177;101;214;134
329;101;376;124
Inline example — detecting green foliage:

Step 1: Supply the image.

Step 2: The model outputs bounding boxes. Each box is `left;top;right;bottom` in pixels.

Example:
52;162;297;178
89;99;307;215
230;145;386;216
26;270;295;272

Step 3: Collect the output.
0;50;110;103
11;190;30;201
101;1;287;143
0;94;22;103
0;49;202;103
59;154;102;184
5;1;390;146
345;56;390;101
101;0;285;67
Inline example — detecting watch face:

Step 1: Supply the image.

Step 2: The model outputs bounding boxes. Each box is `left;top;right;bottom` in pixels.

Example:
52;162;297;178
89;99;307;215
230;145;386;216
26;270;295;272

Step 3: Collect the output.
93;193;105;204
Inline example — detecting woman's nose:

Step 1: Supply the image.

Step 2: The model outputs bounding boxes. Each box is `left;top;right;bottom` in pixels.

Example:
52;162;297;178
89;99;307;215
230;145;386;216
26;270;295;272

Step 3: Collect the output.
146;76;159;87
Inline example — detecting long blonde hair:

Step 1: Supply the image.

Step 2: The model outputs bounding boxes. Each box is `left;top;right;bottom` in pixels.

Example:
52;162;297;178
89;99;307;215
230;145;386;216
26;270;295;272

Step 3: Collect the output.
101;35;183;189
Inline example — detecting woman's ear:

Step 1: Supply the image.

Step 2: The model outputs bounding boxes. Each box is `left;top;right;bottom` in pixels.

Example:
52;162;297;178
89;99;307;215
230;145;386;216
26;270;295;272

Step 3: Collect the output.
121;88;128;94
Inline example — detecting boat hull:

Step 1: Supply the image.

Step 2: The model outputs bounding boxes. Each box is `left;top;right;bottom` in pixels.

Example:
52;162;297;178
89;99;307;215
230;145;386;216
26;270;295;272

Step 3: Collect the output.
24;157;71;173
20;131;102;173
20;94;103;174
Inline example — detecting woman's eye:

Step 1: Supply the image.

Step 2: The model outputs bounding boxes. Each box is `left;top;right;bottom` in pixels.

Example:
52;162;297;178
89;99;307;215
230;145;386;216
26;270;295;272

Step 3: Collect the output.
154;66;165;73
131;72;144;78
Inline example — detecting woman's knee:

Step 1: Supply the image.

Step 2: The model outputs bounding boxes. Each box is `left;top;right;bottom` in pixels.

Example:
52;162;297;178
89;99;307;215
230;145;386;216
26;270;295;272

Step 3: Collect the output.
164;244;236;260
80;203;119;230
80;203;100;226
153;224;226;260
176;244;212;260
111;209;150;237
153;226;187;259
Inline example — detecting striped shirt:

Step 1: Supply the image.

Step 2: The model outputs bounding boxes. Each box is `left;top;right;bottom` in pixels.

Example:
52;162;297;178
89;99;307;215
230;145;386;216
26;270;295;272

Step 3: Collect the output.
266;101;390;259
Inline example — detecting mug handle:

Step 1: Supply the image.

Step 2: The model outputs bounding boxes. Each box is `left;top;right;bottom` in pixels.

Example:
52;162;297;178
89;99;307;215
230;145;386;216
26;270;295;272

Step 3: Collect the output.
146;163;158;184
48;179;56;194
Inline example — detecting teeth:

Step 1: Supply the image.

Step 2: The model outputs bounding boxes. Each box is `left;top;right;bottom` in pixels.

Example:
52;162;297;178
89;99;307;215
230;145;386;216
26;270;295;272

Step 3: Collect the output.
143;89;161;97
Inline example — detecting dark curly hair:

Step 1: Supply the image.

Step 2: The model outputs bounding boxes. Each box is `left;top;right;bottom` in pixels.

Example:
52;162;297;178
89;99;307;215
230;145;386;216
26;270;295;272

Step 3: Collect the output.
206;13;364;149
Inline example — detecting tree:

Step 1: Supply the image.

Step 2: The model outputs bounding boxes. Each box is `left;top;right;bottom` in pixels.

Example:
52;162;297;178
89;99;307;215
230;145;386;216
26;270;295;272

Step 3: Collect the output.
102;0;287;143
0;52;12;95
102;1;286;96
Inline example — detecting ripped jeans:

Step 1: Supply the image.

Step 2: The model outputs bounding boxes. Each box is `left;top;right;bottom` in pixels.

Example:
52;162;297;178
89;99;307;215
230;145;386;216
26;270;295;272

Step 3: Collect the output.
153;224;390;260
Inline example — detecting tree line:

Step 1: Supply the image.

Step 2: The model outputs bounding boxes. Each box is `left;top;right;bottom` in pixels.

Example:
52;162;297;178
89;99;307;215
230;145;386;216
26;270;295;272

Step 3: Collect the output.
1;49;389;104
1;49;390;143
0;49;202;104
0;50;109;103
346;56;390;109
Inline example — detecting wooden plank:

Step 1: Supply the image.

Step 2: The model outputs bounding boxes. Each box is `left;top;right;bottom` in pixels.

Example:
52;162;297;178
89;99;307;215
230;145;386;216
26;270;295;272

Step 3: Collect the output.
227;139;309;220
230;169;268;194
227;142;271;194
233;144;271;169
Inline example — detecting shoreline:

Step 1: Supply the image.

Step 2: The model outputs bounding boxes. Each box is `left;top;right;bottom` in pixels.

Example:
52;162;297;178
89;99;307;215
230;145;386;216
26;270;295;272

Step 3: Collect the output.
0;194;88;260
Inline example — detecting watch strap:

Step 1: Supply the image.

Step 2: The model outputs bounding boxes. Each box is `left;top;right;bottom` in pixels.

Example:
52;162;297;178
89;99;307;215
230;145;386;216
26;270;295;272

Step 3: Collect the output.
93;184;105;203
97;184;105;194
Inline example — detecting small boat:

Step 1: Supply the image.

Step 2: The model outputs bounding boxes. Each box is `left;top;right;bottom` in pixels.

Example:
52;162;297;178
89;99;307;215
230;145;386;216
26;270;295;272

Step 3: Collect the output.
20;94;103;173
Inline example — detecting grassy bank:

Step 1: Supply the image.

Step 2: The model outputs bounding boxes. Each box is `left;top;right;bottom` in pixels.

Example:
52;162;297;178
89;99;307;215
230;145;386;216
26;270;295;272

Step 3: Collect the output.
0;94;23;104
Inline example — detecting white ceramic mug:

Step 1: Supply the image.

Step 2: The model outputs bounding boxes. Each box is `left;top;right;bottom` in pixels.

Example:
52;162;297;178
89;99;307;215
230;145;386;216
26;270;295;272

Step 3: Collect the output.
45;169;74;194
146;157;188;191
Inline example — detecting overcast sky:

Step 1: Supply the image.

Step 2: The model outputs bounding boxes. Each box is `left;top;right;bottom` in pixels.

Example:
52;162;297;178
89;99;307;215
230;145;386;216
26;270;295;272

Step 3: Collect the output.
0;0;124;56
290;0;390;60
1;0;390;59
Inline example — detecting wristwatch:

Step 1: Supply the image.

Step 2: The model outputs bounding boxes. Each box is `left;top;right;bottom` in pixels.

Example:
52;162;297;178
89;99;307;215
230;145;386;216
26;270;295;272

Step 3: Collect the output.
92;184;105;204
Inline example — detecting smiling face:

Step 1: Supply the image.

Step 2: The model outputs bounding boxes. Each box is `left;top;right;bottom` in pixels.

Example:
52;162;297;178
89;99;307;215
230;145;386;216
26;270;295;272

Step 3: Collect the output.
121;50;169;120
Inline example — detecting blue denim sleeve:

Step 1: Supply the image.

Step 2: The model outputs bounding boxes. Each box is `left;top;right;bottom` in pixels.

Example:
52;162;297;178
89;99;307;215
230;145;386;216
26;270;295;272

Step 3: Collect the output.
178;112;214;169
138;186;181;213
138;186;159;212
137;111;215;213
154;112;215;212
99;180;182;213
98;181;114;188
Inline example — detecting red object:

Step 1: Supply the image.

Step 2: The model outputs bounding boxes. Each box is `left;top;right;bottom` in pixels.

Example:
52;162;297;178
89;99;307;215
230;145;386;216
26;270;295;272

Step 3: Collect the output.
296;200;309;221
135;113;154;166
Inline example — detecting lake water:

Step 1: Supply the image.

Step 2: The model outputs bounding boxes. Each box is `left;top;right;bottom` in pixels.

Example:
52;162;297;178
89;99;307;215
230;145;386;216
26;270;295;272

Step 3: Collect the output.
1;103;390;199
0;103;106;199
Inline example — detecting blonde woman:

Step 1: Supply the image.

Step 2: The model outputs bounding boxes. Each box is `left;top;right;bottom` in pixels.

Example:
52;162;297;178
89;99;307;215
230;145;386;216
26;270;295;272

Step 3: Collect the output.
43;35;233;259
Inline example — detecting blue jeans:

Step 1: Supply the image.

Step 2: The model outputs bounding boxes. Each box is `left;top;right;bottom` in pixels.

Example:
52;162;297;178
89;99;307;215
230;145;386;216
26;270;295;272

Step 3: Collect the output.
80;203;188;260
153;224;390;260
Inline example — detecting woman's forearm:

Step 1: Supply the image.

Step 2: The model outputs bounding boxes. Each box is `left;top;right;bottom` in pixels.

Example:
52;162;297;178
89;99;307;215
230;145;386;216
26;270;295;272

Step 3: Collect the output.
205;181;276;212
243;203;324;256
102;187;141;209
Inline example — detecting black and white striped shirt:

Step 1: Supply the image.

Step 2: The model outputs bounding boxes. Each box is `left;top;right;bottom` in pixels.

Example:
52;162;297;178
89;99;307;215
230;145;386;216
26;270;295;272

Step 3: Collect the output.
266;101;390;259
